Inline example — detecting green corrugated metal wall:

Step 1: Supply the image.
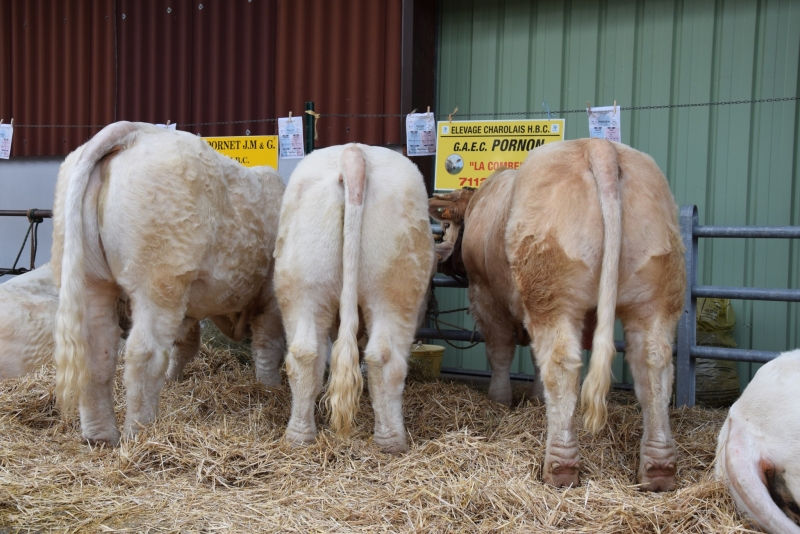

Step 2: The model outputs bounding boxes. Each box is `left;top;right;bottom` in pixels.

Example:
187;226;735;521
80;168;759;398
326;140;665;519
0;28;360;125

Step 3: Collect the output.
434;0;800;388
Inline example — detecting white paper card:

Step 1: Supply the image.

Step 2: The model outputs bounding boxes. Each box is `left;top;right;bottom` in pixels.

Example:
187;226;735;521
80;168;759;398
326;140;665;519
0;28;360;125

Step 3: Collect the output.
156;123;177;130
0;124;12;159
278;117;305;159
587;105;620;142
406;112;437;156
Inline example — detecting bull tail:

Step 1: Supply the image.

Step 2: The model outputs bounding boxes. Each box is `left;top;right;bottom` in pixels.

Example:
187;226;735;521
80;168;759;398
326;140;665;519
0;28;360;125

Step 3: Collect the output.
580;139;622;434
325;145;367;437
716;418;800;534
55;121;140;418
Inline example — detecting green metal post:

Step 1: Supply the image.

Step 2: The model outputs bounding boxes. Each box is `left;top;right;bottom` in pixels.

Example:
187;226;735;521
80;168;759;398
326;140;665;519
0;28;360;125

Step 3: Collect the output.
304;101;315;153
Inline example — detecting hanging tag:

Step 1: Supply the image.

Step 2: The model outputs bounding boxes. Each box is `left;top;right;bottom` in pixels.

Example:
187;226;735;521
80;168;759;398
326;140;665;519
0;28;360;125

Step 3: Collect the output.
405;112;436;156
278;116;305;159
0;123;13;159
587;104;621;142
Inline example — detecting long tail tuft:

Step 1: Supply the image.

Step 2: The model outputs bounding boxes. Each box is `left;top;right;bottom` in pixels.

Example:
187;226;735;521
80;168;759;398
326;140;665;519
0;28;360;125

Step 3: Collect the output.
325;145;367;437
54;121;139;418
580;139;622;435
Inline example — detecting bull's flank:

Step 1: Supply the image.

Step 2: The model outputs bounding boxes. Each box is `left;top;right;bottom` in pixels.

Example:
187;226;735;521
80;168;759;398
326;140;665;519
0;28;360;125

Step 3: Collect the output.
0;334;756;532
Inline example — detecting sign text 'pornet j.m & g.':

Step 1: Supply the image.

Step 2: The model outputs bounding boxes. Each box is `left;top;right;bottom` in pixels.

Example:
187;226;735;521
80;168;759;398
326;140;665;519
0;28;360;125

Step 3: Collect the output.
434;119;565;190
204;136;279;169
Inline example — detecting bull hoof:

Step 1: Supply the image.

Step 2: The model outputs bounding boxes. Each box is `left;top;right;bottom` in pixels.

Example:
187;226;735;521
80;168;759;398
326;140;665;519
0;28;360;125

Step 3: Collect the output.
374;435;408;454
487;389;512;406
165;370;183;382
284;428;317;447
530;379;545;404
638;461;677;492
543;460;580;488
84;428;121;447
256;372;282;388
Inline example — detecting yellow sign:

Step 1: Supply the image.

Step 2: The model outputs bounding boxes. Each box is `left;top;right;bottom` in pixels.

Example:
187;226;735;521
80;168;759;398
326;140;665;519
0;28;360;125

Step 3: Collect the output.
434;119;565;190
204;136;279;169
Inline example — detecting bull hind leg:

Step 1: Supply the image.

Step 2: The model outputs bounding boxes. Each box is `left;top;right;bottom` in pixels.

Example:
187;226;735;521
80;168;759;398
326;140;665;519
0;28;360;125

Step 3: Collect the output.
79;281;124;445
166;318;201;382
621;313;677;491
122;296;187;439
529;316;584;487
469;285;518;405
363;317;419;453
249;294;285;387
283;313;331;446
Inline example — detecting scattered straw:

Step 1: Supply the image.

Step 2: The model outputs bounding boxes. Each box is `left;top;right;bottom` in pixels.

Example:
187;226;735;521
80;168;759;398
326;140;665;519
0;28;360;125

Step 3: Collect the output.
0;331;763;532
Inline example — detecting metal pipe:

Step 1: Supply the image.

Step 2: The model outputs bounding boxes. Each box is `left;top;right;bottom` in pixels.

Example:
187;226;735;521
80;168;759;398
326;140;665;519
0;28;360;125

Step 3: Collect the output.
432;275;468;288
0;210;52;218
304;101;315;154
676;205;699;407
693;285;800;302
694;225;800;238
416;327;627;352
416;327;483;342
690;346;778;364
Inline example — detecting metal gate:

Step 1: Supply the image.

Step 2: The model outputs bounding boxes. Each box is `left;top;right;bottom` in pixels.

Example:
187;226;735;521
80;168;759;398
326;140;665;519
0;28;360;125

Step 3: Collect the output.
419;205;800;406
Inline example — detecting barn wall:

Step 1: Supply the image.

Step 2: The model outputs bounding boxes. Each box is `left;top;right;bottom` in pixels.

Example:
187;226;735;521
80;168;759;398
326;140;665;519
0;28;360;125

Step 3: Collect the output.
435;0;800;387
0;0;404;156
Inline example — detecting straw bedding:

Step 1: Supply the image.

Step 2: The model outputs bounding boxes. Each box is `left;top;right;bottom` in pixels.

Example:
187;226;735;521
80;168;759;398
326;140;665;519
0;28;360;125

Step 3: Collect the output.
0;328;760;533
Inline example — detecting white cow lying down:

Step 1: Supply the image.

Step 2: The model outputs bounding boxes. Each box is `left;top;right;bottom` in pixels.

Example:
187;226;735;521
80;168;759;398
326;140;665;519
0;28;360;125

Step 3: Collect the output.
0;264;254;383
52;121;285;445
0;264;58;379
716;349;800;534
274;144;435;453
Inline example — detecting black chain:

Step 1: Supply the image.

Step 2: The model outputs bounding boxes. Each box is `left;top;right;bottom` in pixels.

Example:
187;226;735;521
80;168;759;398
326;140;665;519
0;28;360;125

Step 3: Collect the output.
12;96;799;128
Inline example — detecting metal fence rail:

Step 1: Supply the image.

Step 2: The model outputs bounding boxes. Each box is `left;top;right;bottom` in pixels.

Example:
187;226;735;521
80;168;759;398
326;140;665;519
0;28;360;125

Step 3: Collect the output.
422;205;800;407
674;205;799;406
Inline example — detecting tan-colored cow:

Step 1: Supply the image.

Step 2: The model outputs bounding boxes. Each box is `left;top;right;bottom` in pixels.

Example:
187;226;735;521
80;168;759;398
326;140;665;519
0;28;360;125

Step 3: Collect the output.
52;121;285;445
430;138;685;491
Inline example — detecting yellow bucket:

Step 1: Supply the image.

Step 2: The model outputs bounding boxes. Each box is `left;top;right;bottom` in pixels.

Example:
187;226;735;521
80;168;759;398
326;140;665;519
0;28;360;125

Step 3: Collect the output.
409;343;445;378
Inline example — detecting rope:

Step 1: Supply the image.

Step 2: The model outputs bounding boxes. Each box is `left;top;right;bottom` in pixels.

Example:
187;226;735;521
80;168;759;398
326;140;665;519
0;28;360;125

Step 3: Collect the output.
11;96;799;129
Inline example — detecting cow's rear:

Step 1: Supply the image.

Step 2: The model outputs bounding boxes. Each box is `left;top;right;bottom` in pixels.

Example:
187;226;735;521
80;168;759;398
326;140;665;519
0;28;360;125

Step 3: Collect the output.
52;122;285;445
274;144;434;452
429;139;684;490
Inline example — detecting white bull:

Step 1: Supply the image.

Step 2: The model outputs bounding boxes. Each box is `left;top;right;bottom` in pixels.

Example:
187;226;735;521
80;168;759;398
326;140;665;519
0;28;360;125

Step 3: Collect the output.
0;265;253;383
0;265;58;379
274;144;435;452
716;349;800;534
52;121;285;445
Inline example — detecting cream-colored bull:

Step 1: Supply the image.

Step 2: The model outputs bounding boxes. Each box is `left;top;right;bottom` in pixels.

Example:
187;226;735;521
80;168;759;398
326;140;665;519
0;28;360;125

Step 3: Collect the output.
0;265;255;383
716;349;800;534
52;121;285;445
274;144;435;453
0;264;59;379
430;139;685;490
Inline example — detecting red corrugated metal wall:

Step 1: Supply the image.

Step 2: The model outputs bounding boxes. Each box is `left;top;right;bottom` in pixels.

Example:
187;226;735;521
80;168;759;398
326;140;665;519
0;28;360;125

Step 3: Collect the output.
274;0;402;145
0;0;403;156
0;0;11;123
6;0;116;156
